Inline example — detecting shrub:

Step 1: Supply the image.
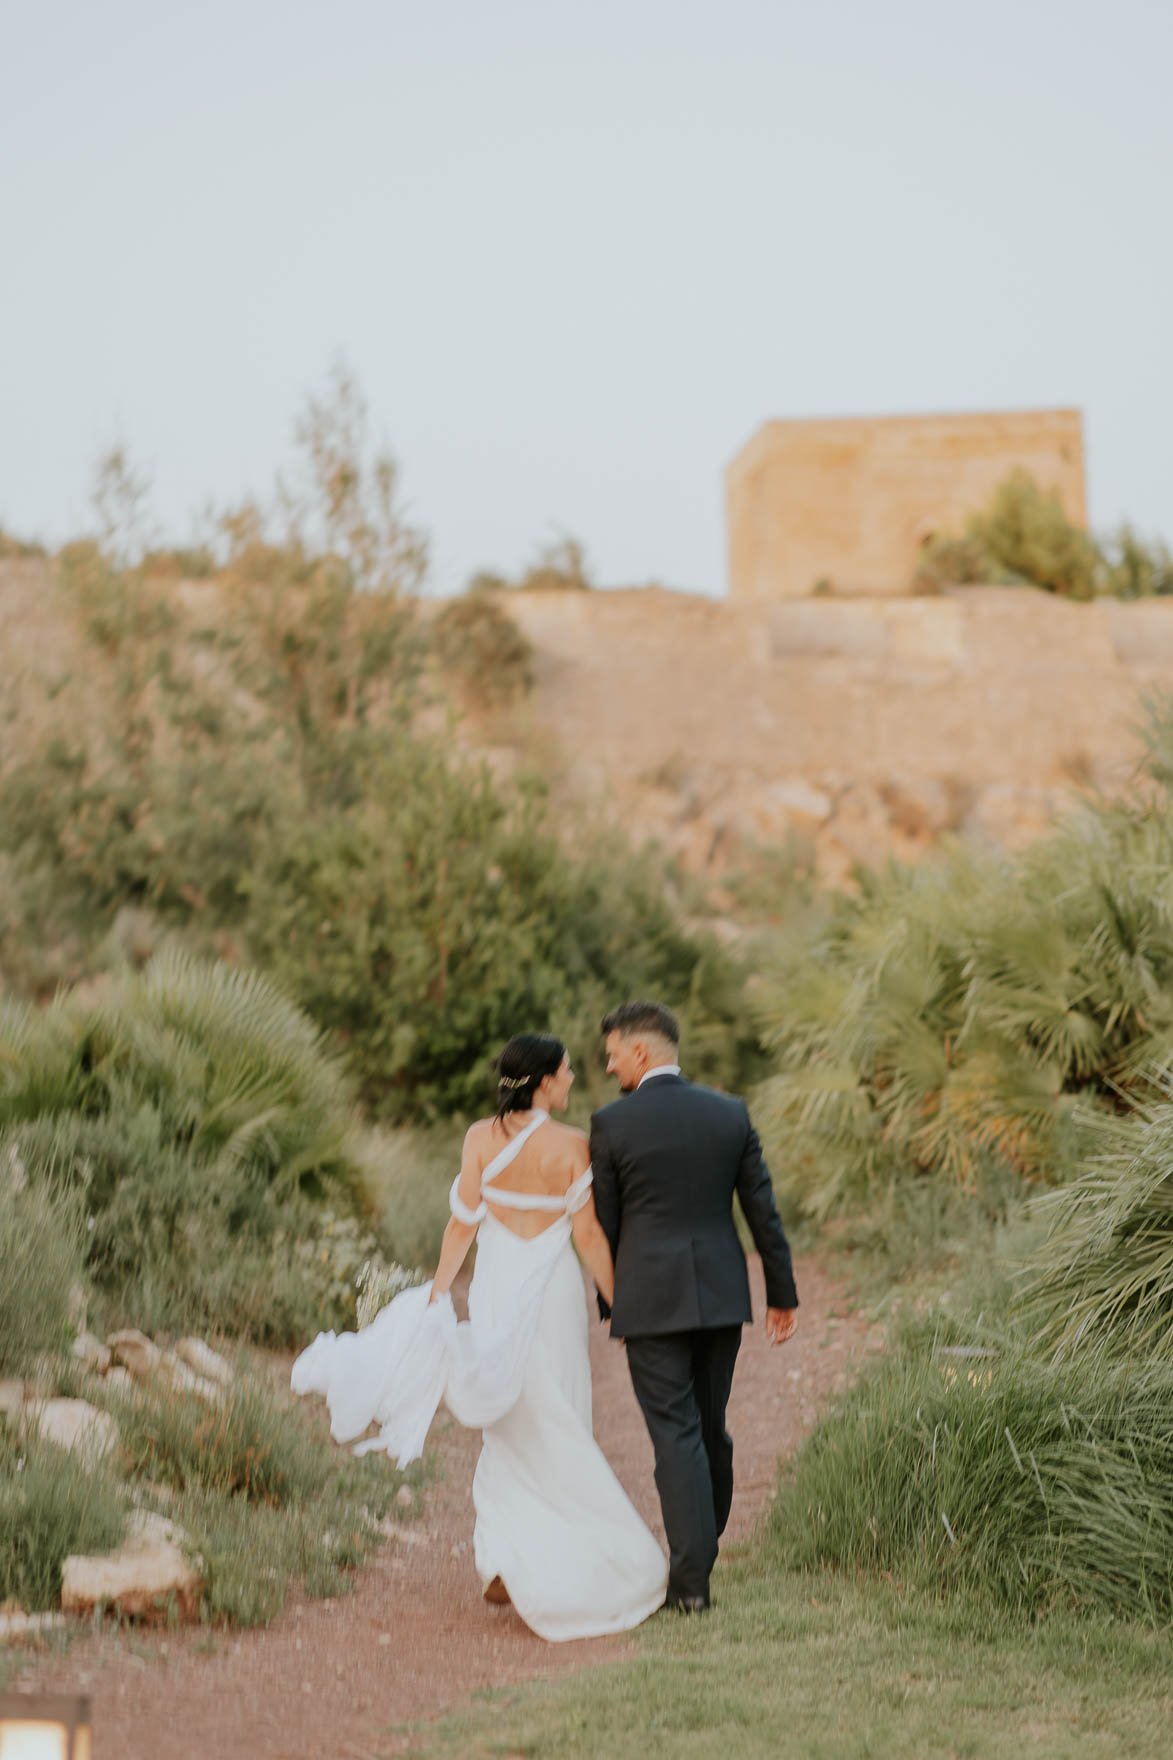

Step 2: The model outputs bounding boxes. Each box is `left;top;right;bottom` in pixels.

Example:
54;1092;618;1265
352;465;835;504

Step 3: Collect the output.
970;471;1102;599
0;527;47;560
0;1428;128;1613
911;533;1001;595
100;1369;426;1625
113;1374;337;1506
1102;525;1173;600
430;590;535;706
518;533;593;592
908;471;1105;599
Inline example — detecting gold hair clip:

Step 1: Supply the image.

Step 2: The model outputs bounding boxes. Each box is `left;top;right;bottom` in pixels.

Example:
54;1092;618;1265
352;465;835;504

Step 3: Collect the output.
497;1074;532;1090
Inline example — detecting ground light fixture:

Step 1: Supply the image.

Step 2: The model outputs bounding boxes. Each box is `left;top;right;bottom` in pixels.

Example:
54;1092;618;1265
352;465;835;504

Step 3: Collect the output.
0;1694;92;1760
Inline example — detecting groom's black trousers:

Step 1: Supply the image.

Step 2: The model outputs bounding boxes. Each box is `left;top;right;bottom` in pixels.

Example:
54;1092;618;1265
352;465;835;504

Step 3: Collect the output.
624;1325;743;1605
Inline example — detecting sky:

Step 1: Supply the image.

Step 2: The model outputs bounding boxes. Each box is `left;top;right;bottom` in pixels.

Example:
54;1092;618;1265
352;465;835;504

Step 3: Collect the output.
2;0;1171;596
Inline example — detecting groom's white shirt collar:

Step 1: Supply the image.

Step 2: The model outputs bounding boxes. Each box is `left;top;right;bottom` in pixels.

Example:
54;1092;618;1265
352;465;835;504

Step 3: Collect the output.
637;1063;681;1088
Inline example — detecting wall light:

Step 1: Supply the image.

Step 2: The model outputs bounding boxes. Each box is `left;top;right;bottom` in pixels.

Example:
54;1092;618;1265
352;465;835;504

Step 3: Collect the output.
0;1695;91;1760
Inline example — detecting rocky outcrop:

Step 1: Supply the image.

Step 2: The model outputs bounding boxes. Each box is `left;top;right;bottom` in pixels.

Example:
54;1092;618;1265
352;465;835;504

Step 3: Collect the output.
485;585;1173;884
173;1337;233;1388
106;1330;226;1403
60;1510;202;1621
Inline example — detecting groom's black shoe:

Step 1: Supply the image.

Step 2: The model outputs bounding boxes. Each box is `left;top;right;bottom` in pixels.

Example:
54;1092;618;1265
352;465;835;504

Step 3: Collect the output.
662;1593;708;1615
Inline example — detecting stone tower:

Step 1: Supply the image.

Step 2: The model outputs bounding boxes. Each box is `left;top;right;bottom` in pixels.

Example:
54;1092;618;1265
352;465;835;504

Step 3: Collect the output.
726;407;1087;599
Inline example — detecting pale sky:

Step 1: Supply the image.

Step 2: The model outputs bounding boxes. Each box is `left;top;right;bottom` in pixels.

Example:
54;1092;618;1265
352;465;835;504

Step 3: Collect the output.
3;0;1171;595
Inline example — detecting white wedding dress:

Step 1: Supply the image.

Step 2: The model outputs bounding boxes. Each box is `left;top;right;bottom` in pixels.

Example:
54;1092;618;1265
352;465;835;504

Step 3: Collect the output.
291;1111;668;1641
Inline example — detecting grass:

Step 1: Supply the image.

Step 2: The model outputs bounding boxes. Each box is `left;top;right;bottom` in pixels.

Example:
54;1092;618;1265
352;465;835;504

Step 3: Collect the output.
0;1426;129;1613
405;1556;1173;1758
0;1156;87;1373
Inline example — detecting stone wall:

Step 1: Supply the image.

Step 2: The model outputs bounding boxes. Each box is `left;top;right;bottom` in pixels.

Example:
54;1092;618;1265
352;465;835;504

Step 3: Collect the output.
494;585;1172;886
725;409;1087;600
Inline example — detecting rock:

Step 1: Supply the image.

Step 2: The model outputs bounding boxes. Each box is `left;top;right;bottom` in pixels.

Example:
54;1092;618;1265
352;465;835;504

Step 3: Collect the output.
159;1352;223;1404
30;1398;117;1464
71;1331;113;1375
61;1510;202;1621
173;1338;234;1388
395;1484;415;1510
767;777;834;827
0;1609;68;1644
0;1378;24;1418
106;1329;162;1380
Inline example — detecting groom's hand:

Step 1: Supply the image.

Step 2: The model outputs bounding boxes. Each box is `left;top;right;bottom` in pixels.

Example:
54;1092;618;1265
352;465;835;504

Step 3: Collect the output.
766;1307;797;1346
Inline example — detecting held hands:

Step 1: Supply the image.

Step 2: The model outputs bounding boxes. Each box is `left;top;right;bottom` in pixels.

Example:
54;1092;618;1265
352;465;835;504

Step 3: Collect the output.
766;1307;797;1346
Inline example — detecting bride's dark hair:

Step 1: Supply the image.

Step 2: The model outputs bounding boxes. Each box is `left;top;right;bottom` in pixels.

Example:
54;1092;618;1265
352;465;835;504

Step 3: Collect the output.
493;1033;566;1124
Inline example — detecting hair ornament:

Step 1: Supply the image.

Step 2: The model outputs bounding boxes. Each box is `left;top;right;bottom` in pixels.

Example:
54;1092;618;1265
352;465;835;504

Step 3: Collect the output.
497;1073;533;1090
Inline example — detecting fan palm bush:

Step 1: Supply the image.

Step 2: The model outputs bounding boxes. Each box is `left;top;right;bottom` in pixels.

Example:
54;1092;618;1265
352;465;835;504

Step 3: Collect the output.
753;705;1173;1223
1;952;376;1341
1017;1091;1173;1360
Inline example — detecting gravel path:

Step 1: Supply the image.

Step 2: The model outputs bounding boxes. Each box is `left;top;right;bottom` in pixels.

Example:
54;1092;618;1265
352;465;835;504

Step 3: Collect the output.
15;1255;875;1759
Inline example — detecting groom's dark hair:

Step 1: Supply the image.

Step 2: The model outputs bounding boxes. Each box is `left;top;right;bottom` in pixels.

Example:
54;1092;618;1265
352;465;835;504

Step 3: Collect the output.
600;1001;680;1046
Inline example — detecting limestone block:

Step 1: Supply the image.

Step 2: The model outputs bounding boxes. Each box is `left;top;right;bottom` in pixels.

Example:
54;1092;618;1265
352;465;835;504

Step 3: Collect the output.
767;778;834;827
0;1609;68;1643
30;1397;117;1464
106;1329;162;1380
61;1510;202;1620
159;1351;224;1403
965;784;1062;851
173;1338;233;1388
71;1330;113;1374
1106;598;1173;669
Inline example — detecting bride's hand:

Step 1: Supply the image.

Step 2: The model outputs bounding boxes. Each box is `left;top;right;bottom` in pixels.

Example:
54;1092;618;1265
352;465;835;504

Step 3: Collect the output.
766;1307;797;1345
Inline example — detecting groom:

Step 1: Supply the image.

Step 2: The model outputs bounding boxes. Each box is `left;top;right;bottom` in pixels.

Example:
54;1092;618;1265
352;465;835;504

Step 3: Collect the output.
590;1000;798;1612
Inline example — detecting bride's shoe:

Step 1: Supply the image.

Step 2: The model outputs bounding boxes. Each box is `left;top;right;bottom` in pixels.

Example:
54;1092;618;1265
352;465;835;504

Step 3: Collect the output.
483;1575;511;1605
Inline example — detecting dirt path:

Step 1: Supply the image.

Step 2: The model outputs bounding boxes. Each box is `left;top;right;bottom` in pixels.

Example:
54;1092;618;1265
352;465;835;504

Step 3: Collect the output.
15;1255;875;1759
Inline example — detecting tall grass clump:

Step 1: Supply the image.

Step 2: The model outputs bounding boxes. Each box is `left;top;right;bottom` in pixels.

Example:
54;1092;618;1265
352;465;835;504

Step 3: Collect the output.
0;1149;87;1372
773;1319;1173;1619
0;1428;128;1613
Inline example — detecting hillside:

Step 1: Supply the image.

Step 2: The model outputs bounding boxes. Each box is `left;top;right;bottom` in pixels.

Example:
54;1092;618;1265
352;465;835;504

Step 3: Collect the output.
5;557;1173;895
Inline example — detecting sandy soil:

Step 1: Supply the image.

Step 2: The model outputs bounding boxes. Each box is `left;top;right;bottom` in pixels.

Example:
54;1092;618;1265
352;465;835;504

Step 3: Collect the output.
13;1255;876;1759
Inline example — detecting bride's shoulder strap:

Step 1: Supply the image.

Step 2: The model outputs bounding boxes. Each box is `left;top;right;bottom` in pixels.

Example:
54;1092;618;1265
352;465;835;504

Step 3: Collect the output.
481;1110;549;1187
564;1165;594;1215
449;1173;487;1225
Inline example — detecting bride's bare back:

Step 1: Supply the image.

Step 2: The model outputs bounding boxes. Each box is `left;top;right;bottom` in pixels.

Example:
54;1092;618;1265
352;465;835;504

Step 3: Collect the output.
463;1112;591;1240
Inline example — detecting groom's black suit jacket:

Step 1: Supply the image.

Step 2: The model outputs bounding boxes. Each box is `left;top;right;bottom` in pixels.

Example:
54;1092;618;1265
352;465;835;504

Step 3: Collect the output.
589;1074;798;1338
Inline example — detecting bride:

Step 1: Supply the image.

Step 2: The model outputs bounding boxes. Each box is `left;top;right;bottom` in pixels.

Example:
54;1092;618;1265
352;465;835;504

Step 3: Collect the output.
291;1033;668;1641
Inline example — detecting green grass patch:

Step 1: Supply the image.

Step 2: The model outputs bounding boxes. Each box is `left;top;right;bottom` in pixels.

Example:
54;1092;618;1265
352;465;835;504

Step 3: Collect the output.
408;1557;1173;1759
